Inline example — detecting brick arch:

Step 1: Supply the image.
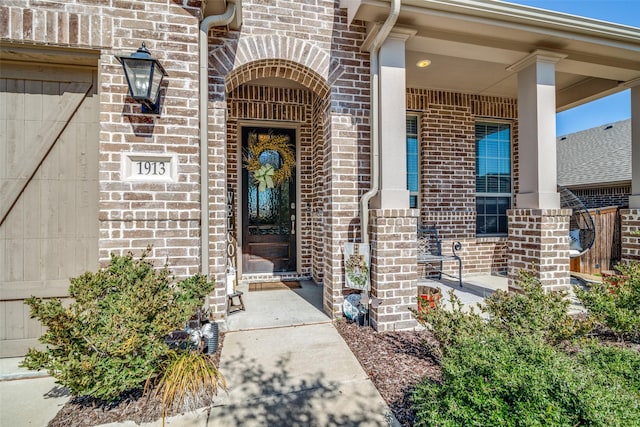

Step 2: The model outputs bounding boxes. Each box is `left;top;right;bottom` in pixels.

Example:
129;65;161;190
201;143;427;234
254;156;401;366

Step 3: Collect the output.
225;59;330;99
210;34;333;98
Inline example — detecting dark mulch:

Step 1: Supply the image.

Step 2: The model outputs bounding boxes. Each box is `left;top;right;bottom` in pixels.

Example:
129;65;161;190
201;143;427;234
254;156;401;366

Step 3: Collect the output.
334;319;441;426
48;332;225;427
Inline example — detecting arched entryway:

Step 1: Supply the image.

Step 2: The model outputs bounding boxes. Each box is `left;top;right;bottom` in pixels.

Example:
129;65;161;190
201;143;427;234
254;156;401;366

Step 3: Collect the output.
225;58;330;282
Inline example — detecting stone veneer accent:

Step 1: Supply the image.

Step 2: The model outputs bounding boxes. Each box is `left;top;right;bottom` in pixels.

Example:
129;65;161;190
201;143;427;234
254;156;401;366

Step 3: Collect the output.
508;208;572;291
370;209;419;331
621;209;640;262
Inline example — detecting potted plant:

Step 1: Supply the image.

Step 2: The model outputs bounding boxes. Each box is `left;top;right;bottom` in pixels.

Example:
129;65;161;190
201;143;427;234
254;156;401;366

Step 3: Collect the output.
417;285;441;312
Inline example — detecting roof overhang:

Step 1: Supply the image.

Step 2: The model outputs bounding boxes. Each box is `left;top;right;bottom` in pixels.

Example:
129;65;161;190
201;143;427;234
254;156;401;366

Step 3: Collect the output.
341;0;640;110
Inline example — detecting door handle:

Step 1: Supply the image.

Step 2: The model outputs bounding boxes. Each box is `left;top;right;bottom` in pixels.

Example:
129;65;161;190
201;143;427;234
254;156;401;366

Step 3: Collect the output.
291;214;295;235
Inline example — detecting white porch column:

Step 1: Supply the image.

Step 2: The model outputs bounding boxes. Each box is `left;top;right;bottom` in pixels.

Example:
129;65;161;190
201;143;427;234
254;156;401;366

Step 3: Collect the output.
372;29;415;209
508;50;566;209
630;85;640;208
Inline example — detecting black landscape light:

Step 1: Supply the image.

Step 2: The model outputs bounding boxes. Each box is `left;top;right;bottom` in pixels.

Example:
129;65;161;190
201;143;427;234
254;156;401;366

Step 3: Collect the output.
116;43;167;114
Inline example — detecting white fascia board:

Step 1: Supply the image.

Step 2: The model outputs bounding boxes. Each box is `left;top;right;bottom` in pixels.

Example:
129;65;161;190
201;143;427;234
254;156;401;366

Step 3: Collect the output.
356;0;640;48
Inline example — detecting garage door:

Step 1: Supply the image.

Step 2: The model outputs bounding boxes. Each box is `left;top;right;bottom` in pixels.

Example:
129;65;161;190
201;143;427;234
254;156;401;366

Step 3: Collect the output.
0;60;99;357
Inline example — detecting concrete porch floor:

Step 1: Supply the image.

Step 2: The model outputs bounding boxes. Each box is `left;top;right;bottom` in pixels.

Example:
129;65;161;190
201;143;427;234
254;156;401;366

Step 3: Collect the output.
418;273;509;315
222;274;510;331
224;280;330;331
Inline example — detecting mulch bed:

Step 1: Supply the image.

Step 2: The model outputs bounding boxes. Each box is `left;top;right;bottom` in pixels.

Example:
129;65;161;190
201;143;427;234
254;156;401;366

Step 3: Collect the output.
334;319;441;426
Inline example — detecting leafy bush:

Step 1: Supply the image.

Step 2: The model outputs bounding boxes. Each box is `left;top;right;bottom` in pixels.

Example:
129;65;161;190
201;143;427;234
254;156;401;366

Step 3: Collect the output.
412;332;640;426
575;262;640;342
484;270;591;344
412;271;640;426
21;250;215;402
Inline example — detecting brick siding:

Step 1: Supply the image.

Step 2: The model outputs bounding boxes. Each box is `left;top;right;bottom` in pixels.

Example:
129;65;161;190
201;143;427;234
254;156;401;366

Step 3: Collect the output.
572;185;631;209
508;208;572;291
3;1;593;328
2;1;205;279
370;209;419;331
621;209;640;262
205;1;370;318
407;88;518;276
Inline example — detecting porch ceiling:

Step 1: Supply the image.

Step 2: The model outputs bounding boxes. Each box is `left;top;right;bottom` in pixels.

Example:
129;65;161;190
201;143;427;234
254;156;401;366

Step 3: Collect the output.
343;0;640;111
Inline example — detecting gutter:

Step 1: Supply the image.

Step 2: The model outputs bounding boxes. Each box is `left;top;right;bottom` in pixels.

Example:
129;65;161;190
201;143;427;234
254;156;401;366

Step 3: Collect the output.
200;2;237;276
359;0;400;244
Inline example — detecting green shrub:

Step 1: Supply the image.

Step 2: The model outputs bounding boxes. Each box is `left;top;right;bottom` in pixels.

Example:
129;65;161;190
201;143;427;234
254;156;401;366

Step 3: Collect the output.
21;250;215;402
575;261;640;342
484;270;590;344
412;333;640;427
412;269;640;426
575;340;640;394
411;289;485;354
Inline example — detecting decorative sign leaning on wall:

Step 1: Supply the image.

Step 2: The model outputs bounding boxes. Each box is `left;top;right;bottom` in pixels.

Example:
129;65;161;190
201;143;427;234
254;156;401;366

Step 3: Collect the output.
344;243;371;291
226;188;238;295
122;153;177;182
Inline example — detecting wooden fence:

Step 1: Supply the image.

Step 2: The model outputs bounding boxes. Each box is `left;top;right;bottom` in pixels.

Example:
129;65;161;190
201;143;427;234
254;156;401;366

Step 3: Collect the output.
570;206;621;275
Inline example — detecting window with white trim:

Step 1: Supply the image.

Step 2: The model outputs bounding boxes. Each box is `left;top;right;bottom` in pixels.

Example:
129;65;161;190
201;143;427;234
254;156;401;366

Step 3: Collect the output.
475;122;512;235
406;115;419;209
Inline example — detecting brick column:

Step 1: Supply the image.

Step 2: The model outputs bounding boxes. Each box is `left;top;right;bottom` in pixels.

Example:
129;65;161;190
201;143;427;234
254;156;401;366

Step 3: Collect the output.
370;209;419;331
322;112;362;318
206;104;229;318
621;209;640;262
507;208;571;291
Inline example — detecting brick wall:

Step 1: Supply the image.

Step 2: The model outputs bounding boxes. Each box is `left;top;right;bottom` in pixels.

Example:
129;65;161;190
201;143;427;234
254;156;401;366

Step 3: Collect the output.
508;208;571;291
2;1;205;279
204;1;371;317
572;185;631;209
621;209;640;262
407;88;518;276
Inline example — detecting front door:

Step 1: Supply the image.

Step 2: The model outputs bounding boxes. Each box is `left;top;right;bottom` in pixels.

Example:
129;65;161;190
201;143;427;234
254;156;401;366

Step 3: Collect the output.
242;127;296;274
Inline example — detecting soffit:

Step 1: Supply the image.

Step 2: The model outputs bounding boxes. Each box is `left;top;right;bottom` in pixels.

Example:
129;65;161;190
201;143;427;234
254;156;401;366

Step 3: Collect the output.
345;0;640;110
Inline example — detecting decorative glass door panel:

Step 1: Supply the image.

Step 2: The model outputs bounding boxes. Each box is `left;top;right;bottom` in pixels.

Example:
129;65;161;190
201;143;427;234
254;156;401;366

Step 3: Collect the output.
242;127;296;273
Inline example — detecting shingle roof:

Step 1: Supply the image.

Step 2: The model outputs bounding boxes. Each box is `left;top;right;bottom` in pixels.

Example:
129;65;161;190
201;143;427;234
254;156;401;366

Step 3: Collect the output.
556;119;631;187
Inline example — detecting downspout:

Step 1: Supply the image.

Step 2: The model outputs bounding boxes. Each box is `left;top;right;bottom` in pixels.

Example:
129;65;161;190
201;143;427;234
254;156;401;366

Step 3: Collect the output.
200;2;237;276
359;0;400;244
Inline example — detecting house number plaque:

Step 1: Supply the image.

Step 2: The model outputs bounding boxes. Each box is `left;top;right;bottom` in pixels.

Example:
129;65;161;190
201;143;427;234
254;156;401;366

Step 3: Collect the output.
123;153;177;182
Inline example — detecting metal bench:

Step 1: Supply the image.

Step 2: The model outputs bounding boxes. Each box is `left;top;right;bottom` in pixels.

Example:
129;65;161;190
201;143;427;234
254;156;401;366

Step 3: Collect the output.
417;224;463;287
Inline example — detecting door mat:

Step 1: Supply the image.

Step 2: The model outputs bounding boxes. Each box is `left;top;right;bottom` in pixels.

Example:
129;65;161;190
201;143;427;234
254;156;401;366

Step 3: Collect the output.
248;281;302;292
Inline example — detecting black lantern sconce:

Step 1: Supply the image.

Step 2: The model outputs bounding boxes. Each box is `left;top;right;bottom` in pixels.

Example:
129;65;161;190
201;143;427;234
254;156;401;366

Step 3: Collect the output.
116;43;168;114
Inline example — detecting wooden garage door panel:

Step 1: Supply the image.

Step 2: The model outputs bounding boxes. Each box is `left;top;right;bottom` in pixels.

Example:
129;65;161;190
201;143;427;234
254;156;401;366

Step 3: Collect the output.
1;80;92;222
0;63;98;357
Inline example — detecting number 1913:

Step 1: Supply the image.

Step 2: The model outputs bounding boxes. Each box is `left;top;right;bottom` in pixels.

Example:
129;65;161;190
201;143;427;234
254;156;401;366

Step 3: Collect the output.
136;161;166;176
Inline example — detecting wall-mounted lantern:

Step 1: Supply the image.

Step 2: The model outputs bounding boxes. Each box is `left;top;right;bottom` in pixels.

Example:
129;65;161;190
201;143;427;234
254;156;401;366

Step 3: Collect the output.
116;43;168;114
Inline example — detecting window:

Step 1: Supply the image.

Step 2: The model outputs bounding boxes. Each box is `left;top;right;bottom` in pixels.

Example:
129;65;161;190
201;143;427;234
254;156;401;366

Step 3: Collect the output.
475;122;512;235
406;115;419;209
